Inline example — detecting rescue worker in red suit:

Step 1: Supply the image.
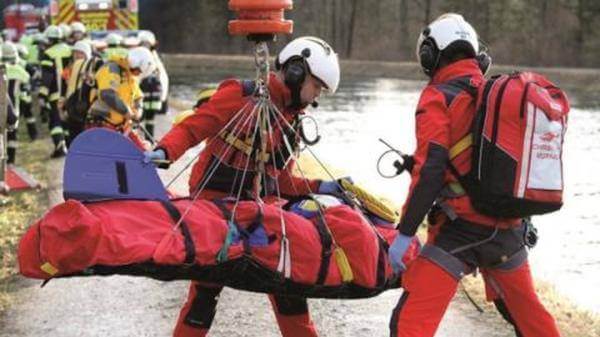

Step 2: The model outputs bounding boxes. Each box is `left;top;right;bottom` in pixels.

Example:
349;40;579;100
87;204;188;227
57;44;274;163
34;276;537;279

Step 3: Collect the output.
144;36;342;337
387;14;561;337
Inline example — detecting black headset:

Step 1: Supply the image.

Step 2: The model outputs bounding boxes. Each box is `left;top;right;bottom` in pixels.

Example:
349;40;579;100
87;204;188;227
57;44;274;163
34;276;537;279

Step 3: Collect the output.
275;47;312;109
418;27;492;77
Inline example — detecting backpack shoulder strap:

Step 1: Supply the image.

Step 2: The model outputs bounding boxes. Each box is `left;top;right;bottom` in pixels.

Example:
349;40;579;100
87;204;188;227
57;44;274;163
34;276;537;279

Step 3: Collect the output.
435;76;477;107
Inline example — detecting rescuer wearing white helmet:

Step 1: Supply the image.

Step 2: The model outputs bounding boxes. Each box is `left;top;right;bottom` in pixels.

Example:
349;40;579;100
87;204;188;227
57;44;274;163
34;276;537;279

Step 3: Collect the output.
40;24;72;157
2;41;33;163
87;46;155;150
70;21;87;43
387;13;560;337
138;30;168;138
103;33;128;59
275;36;340;108
144;36;341;337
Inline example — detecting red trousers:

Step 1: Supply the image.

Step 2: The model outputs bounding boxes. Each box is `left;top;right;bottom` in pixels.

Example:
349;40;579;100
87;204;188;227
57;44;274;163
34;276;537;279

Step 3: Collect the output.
390;256;560;337
173;281;318;337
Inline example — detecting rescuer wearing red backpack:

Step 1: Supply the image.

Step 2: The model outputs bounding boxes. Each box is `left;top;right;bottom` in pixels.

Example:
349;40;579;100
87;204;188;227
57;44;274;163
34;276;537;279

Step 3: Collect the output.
387;14;568;337
145;37;343;337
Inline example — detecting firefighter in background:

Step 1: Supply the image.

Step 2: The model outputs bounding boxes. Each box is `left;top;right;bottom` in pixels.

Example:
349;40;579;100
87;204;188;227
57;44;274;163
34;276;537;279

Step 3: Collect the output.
39;25;72;158
139;31;169;116
63;40;102;145
58;24;72;45
87;47;155;150
2;42;31;164
123;36;141;49
138;32;163;139
15;43;37;140
103;33;128;60
69;22;87;44
387;14;560;337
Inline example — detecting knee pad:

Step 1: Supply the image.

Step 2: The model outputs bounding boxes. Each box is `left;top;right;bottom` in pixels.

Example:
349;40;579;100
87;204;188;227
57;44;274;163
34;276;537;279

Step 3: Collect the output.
272;295;309;316
183;285;221;329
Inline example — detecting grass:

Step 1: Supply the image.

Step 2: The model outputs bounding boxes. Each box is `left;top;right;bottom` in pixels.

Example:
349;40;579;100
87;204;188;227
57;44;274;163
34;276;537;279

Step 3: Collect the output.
0;126;52;315
460;273;600;337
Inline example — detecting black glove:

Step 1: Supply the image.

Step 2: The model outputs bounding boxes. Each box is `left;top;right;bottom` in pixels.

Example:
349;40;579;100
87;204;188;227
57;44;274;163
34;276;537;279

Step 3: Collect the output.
393;155;414;175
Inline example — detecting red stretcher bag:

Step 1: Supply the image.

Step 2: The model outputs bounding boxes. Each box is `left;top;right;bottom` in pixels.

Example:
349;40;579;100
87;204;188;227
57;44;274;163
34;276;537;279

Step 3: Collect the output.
18;197;419;299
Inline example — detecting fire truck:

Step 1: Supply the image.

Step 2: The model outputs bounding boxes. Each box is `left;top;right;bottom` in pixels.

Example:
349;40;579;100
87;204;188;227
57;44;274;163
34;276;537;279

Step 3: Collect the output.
49;0;138;31
2;4;46;41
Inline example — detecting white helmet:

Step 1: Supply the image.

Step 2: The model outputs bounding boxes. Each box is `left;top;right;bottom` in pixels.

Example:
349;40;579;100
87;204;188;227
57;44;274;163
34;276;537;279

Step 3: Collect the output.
105;32;123;46
73;40;92;59
127;47;156;79
416;13;479;76
276;36;340;93
45;25;63;40
70;21;86;35
1;42;18;63
138;31;156;47
58;23;72;39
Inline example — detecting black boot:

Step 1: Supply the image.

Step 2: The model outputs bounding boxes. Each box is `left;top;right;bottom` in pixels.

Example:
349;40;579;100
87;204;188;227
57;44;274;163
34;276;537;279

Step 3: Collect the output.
50;138;67;159
7;147;16;164
27;122;38;141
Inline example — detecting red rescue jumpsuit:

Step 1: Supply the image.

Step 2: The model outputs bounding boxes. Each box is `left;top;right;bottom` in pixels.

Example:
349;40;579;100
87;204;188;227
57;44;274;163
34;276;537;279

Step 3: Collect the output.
390;59;560;337
157;72;321;337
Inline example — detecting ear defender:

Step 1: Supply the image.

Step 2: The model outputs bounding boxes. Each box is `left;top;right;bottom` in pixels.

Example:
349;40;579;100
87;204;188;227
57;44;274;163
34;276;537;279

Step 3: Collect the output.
476;51;492;75
418;28;440;77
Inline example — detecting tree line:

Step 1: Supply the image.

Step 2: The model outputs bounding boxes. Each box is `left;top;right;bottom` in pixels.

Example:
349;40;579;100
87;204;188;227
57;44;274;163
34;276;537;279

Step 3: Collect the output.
139;0;600;69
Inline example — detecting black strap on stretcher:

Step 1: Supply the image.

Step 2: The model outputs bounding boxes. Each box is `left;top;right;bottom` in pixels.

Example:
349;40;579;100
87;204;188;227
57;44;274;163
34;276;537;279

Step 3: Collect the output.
159;200;196;265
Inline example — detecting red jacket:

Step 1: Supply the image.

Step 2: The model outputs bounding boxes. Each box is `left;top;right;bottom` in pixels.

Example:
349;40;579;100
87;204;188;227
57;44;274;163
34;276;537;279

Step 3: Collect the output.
399;59;519;236
158;73;320;198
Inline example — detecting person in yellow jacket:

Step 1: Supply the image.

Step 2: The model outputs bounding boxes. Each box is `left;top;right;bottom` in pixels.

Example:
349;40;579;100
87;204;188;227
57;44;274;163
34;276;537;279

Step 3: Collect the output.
39;25;72;158
87;47;155;149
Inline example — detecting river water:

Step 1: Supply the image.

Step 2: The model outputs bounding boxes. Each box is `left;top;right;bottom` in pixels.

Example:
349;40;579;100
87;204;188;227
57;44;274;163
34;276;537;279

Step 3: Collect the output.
171;73;600;315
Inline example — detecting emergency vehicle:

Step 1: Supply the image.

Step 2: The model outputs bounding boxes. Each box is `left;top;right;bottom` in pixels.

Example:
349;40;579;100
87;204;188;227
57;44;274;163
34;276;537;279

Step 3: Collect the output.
50;0;138;31
2;4;46;41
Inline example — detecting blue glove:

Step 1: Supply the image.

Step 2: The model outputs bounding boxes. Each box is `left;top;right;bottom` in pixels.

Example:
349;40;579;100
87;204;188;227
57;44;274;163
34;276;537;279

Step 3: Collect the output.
143;149;166;165
317;177;353;196
388;233;413;274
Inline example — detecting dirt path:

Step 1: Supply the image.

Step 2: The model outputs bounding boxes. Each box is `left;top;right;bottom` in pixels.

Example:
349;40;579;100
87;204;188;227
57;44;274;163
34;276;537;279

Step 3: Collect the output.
0;114;513;337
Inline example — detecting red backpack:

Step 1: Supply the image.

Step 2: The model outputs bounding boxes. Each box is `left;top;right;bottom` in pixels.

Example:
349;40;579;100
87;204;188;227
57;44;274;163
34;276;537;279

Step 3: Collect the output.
450;72;570;218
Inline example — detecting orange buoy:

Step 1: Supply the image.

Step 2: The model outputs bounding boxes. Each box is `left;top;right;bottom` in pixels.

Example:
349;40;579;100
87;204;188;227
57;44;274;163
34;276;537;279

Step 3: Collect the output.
228;0;294;36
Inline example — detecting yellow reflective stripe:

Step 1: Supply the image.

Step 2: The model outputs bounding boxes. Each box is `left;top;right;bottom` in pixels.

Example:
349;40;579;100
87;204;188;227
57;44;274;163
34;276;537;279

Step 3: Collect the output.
49;92;61;102
20;94;32;103
219;130;270;162
41;262;59;276
39;87;49;96
50;126;64;135
447;182;466;195
41;60;53;67
150;102;162;110
449;134;472;160
27;117;36;123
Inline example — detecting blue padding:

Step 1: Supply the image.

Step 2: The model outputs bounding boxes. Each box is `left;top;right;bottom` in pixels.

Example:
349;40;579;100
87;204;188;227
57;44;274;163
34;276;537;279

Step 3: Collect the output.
63;128;169;202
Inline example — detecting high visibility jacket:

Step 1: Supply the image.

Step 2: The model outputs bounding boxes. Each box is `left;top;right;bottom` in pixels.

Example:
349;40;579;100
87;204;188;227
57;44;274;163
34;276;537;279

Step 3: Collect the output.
5;63;31;124
39;42;72;102
399;59;520;237
158;72;321;197
88;56;143;126
102;47;128;61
